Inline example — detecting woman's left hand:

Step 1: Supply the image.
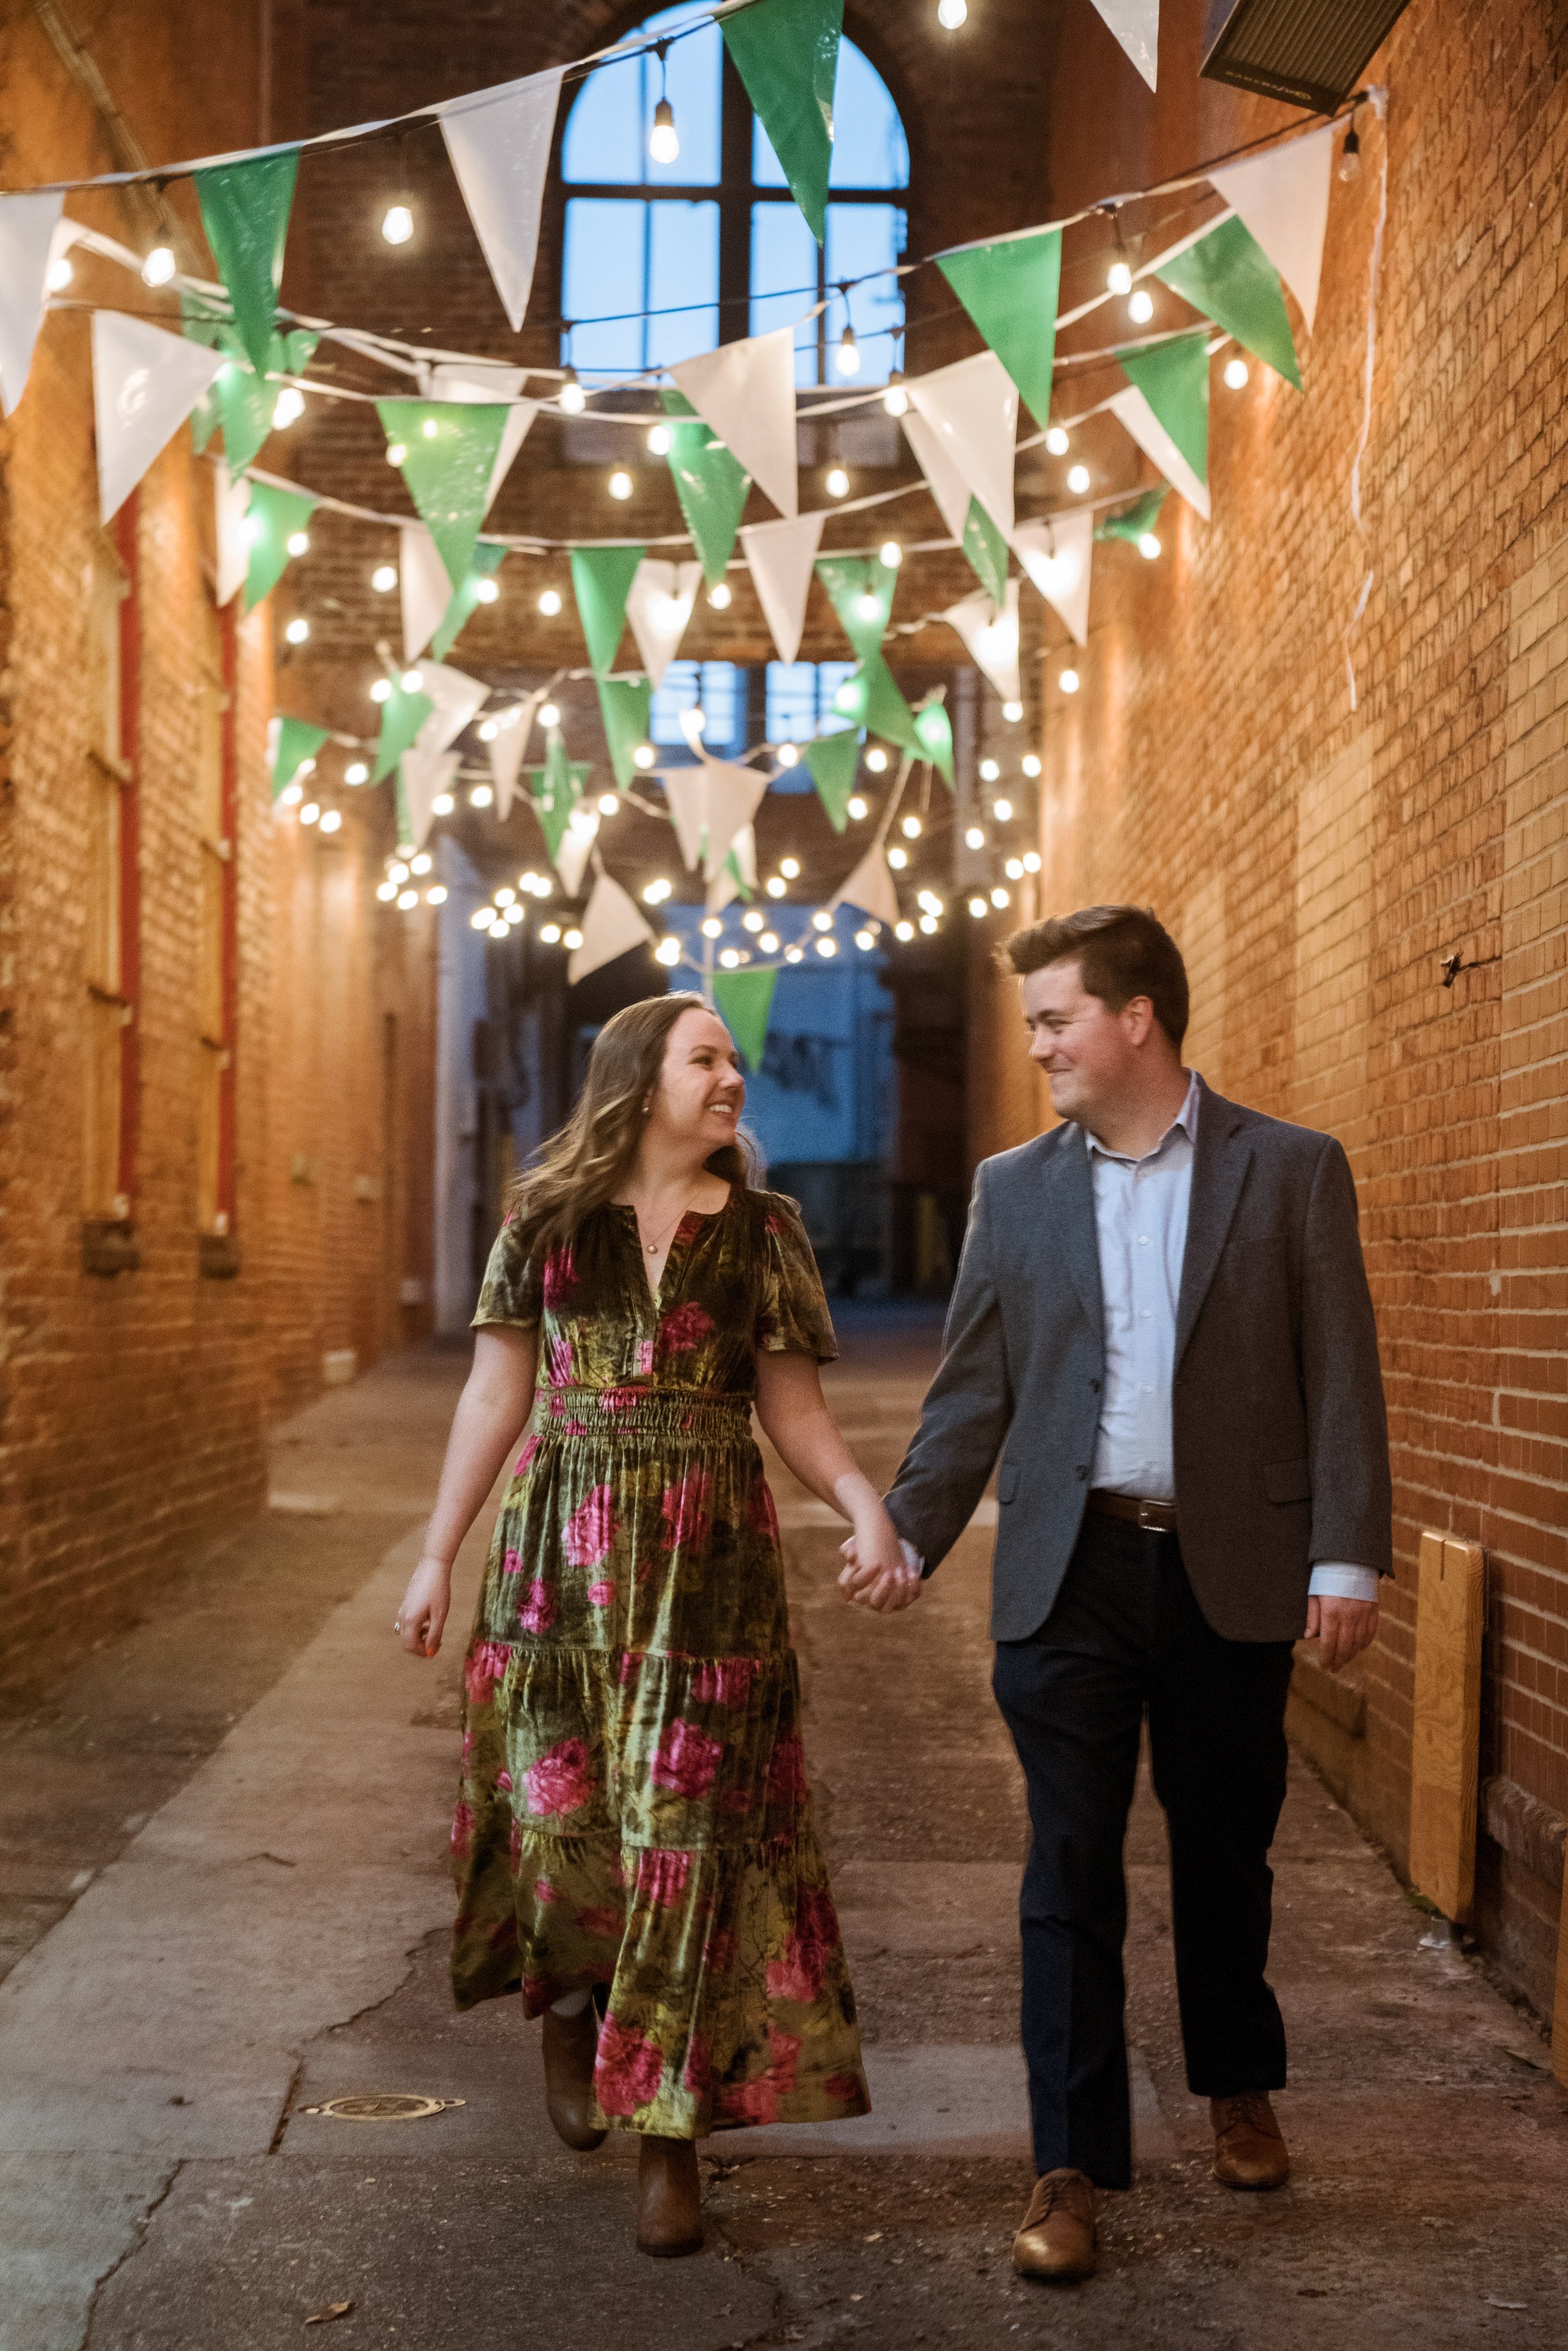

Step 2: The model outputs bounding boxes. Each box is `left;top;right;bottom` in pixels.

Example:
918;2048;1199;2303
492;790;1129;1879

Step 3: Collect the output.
838;1512;924;1611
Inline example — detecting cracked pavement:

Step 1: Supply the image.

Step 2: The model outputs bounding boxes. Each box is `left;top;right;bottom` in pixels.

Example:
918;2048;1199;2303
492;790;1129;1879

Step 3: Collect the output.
1;1313;1565;2348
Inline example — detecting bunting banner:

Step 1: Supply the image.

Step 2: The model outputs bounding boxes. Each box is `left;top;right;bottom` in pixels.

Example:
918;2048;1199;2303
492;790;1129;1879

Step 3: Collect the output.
659;768;709;874
438;68;564;332
1155;215;1301;389
941;583;1022;704
937;226;1062;431
739;511;824;667
832;655;922;753
376;397;511;589
556;807;601;900
1210;122;1335;334
720;0;842;244
431;543;508;661
830;842;901;928
195;321;319;479
193;148;300;379
802;727;862;832
707;823;758;915
568;869;654;984
529;736;591;864
427;360;537;512
92;313;226;523
214;465;251;608
816;554;897;663
963;499;1011;607
1111;332;1210;518
906;349;1018;538
913;696;955;788
1094;484;1167;544
664;390;751;586
1091;0;1159;90
625;558;702;687
400;521;453;662
571;542;645;677
243;478;318;612
1013;508;1093;646
0;188;65;416
414;661;489;756
373;672;435;784
698;763;770;881
670;325;798;519
271;716;329;802
900;402;975;546
712;967;778;1073
595;675;653;790
400;746;460;849
489;689;546;821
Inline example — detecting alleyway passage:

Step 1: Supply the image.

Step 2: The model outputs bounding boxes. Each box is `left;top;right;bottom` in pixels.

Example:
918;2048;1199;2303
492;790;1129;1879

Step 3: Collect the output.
1;1311;1565;2350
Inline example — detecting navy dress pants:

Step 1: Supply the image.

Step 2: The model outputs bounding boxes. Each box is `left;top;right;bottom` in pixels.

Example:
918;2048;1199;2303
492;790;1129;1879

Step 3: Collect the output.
990;1512;1296;2190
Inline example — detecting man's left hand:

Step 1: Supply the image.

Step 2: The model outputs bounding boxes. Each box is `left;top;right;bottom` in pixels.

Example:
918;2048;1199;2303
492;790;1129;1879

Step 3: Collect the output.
1305;1596;1379;1672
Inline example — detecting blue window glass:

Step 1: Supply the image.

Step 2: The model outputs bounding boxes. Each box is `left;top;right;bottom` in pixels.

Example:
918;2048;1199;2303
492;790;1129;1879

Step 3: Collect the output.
766;662;858;742
652;661;742;753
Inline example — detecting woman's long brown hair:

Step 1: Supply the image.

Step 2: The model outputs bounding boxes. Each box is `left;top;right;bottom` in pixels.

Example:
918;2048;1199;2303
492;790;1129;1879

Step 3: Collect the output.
503;992;756;1261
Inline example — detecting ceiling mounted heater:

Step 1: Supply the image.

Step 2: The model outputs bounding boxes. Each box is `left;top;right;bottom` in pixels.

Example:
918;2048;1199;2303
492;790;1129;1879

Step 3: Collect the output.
1200;0;1414;111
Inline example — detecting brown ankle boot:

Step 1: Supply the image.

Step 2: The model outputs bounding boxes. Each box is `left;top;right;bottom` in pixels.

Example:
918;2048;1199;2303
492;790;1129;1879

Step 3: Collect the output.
636;2134;703;2258
541;2003;607;2151
1012;2167;1098;2281
1210;2091;1290;2189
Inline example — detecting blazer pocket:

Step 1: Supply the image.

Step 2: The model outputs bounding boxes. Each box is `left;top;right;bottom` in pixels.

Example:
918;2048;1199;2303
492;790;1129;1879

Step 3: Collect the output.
997;1465;1020;1504
1262;1458;1312;1505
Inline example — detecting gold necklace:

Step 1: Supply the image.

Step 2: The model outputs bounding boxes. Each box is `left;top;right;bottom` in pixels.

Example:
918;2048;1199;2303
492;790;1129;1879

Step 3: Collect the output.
636;1201;692;1258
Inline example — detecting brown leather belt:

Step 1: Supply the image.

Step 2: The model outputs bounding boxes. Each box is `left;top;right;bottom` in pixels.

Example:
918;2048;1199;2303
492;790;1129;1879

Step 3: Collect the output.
1087;1489;1179;1536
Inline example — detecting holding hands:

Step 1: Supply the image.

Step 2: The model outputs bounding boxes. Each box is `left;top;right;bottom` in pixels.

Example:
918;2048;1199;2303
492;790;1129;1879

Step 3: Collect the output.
838;1506;924;1613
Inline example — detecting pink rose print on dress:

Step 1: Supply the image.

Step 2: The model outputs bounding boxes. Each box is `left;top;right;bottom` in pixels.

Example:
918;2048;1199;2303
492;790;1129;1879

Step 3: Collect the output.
464;1641;514;1706
745;1476;780;1543
513;1435;540;1477
703;1927;738;1977
824;2070;862;2104
766;1891;837;2005
586;1579;615;1607
652;1719;724;1800
495;1769;513;1793
517;1580;557;1635
765;1211;787;1237
534;1876;558;1903
718;2077;777;2126
598;1387;639;1416
449;1801;475;1859
594;2017;665;2116
508;1819;522;1872
659;1466;712;1552
546;1335;574;1388
563;1484;618;1569
618;1650;644;1687
541;1245;577;1310
501;1548;522;1577
635;1339;655;1377
693;1656;761;1708
658;1302;715;1355
524;1737;599;1818
765;1732;808;1807
638;1849;692;1908
767;2027;802;2094
576;1906;623;1939
682;2030;711;2097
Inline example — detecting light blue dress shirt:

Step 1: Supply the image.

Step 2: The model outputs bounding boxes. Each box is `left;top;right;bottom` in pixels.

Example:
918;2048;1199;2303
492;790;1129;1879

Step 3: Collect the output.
1085;1072;1379;1607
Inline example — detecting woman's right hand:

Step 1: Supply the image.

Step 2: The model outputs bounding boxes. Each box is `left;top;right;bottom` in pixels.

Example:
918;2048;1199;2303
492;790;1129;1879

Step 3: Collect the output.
394;1554;453;1658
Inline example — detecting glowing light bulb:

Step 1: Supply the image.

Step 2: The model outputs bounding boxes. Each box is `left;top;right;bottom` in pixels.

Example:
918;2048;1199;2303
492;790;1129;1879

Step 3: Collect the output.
285;529;310;556
780;857;800;879
432;793;454;815
1059;667;1080;694
381;203;413;246
389;864;411;886
46;254;73;292
479;719;499;743
272;388;305;430
474;576;500;603
369;678;391;704
760;931;780;955
539;702;561;728
835;323;861;378
649;97;681;164
968;895;987;918
1224;356;1250;390
1002;701;1023;726
345;762;369;786
371;564;398;593
539;923;561;943
141;246;176;287
856;590;881;621
558;378;586;414
855;929;876;952
938;0;969;25
918;891;943;915
882;381;909;417
1024;849;1041;872
701;916;723;939
538;587;563;617
1067;463;1091;495
633;743;655;770
979;758;1000;782
965;825;985;850
826;467;850;499
284;617;310;645
1337;127;1362;184
643;878;673;905
398;888;419;910
655;937;681;967
994;797;1013;821
866;747;889;774
879;541;903;571
766;876;787;899
1005;856;1024;880
776;743;800;768
504;902;524;925
427;884;448;905
410;852;433;876
470;784;494;808
1106;259;1133;297
597;792;620;816
319;808;342;834
608;469;633;500
815;936;837;958
640;422;671;458
895;920;914;941
379;882;400;903
785;945;804;963
742;910;765;934
1138;532;1162;561
1022;753;1042;778
1045;425;1070;456
386;441;407;467
847;795;867;820
901;815;921;839
300;802;320;825
1128;288;1154;325
707;581;732;609
401;669;423;693
991;886;1010;908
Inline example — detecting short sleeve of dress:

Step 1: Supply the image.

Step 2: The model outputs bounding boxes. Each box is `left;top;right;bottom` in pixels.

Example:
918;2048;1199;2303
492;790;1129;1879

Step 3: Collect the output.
755;1194;839;1362
471;1215;543;1330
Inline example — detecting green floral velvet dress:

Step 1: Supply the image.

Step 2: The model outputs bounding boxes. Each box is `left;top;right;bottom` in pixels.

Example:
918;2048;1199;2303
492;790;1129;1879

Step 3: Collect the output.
450;1184;870;2140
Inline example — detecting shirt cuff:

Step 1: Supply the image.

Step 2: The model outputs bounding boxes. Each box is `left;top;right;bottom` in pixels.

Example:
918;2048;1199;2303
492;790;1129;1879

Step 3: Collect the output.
1308;1562;1381;1605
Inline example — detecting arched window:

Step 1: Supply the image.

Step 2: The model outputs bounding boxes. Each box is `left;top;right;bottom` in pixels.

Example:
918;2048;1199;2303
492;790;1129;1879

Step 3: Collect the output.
561;5;908;384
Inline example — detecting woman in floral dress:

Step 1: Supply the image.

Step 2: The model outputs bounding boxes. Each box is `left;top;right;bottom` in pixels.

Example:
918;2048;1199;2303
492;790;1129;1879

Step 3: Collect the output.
393;992;914;2255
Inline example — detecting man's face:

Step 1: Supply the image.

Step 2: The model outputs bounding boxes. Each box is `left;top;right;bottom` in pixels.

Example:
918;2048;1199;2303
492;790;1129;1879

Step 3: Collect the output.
1021;957;1148;1127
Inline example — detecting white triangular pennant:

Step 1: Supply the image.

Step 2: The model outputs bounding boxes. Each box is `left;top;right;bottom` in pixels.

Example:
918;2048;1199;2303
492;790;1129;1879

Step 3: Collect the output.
400;523;452;662
699;763;770;881
489;689;544;821
400;747;460;848
92;312;226;524
670;324;798;519
1210;123;1335;333
414;662;490;755
1108;384;1210;519
215;466;250;608
427;360;538;512
740;510;825;666
625;558;702;688
1012;509;1092;647
556;807;600;898
568;868;654;984
1091;1;1158;91
941;582;1022;703
901;406;975;546
658;769;708;873
439;67;564;333
906;351;1017;538
0;189;65;417
830;844;901;928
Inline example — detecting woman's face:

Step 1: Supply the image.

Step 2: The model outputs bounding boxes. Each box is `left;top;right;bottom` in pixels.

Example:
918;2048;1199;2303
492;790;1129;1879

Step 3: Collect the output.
647;1006;745;1155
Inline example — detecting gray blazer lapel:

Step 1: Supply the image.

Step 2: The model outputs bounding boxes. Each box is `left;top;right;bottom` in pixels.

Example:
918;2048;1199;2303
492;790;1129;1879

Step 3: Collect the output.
1044;1123;1103;1336
1175;1086;1253;1366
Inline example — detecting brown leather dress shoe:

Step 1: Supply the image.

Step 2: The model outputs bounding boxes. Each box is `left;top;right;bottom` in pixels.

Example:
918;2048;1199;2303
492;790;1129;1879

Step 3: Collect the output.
636;2133;704;2258
541;2003;607;2151
1012;2167;1098;2281
1210;2091;1290;2189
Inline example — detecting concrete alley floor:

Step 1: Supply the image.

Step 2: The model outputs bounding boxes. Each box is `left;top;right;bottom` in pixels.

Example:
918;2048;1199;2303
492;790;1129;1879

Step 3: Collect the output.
1;1308;1565;2350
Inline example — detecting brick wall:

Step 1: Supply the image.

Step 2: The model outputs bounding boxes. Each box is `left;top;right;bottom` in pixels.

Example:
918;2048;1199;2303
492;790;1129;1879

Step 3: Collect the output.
967;2;1568;2015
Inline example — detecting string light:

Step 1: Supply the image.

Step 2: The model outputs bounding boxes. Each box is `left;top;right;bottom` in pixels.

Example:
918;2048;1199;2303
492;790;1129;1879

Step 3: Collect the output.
427;885;448;905
647;423;671;455
411;852;433;876
1224;356;1249;390
284;617;310;644
880;540;903;568
917;891;943;915
742;910;765;933
1002;699;1023;723
1067;463;1090;494
649;97;681;165
815;936;838;957
835;321;861;378
295;758;316;780
718;947;741;969
1106;259;1132;297
388;862;411;884
432;792;455;815
643;878;673;905
538;587;563;617
979;758;999;782
965;825;985;849
780;857;800;879
854;928;876;951
385;441;407;467
882;379;909;417
919;913;938;935
285;529;310;556
539;702;561;728
776;743;800;768
381;203;413;246
1128;288;1154;324
866;747;889;773
319;808;342;834
900;814;921;839
895;919;914;940
708;581;732;608
968;894;987;918
701;916;723;939
1059;667;1080;694
475;576;500;603
887;846;908;869
766;876;787;898
470;783;494;807
655;937;682;967
141;245;176;287
300;802;320;825
521;872;550;896
272;388;305;430
46;253;73;292
1045;425;1070;456
345;762;369;785
1022;753;1042;777
991;885;1010;908
539;922;562;942
938;0;968;25
993;796;1013;820
371;564;398;592
856;589;881;620
597;792;620;815
558;374;587;414
379;882;400;903
847;795;867;820
1337;126;1362;184
504;901;524;925
784;943;805;963
401;669;423;692
479;719;499;742
760;930;780;954
1005;857;1024;880
825;467;850;498
1024;850;1041;872
633;743;655;769
1138;531;1162;561
608;469;633;499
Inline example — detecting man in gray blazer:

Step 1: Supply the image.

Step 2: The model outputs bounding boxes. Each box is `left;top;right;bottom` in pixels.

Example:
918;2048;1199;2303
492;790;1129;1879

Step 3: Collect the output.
841;905;1391;2283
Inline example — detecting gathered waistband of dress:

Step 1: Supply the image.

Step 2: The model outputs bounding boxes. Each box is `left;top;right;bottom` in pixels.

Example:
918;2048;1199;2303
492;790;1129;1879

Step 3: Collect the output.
532;1385;755;1445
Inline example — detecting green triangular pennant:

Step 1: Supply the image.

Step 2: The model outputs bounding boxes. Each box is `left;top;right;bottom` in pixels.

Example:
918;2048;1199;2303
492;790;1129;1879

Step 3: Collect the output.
378;399;511;591
570;544;646;677
913;699;955;788
1094;486;1169;544
937;227;1062;431
723;847;755;901
527;738;591;862
712;967;778;1074
372;674;436;784
595;676;653;789
1118;334;1210;489
394;767;415;849
802;728;862;831
243;479;317;613
271;716;329;802
193;148;300;381
662;390;750;585
1155;216;1301;391
962;497;1010;605
832;655;921;753
815;555;896;662
430;542;507;661
204;324;321;479
721;0;842;244
181;297;227;454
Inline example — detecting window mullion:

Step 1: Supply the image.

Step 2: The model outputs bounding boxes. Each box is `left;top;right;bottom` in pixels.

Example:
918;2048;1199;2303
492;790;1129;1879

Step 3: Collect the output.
718;46;751;343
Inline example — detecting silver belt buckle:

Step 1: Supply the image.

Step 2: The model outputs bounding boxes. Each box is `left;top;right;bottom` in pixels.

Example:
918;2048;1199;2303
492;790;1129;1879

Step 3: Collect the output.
1136;1499;1166;1532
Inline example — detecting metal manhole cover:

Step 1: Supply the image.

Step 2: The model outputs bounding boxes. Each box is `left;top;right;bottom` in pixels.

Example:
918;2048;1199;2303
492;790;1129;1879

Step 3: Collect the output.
300;2093;466;2121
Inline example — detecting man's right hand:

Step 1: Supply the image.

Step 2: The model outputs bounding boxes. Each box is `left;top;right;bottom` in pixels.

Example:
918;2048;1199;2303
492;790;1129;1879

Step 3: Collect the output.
838;1534;924;1613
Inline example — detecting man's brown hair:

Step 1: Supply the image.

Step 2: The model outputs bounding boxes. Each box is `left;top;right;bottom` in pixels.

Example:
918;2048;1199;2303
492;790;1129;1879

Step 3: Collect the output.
1004;905;1189;1049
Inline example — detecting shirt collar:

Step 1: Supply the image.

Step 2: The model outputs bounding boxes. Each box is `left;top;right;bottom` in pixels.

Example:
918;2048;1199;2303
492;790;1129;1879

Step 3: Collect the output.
1084;1069;1200;1165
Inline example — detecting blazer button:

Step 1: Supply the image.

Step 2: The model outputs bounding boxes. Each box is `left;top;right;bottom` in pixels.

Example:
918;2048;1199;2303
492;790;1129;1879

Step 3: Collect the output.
1089;1378;1102;1393
1074;1464;1089;1482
